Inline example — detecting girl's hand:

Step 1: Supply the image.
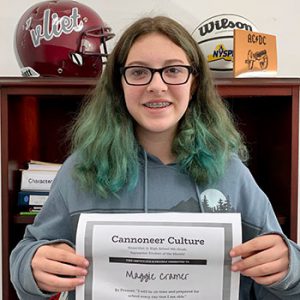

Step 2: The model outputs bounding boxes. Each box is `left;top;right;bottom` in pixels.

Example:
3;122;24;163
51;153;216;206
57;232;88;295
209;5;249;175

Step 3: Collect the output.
32;243;89;292
230;234;289;285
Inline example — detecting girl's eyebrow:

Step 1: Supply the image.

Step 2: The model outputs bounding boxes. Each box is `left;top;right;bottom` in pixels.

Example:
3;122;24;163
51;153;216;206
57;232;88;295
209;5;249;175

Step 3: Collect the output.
125;59;186;67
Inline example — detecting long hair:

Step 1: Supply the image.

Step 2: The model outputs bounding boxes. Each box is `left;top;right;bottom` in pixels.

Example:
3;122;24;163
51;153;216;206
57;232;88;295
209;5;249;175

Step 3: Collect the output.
70;16;248;197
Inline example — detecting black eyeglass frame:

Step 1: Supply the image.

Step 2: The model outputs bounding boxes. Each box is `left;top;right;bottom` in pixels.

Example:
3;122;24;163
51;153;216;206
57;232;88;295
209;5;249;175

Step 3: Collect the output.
120;65;197;86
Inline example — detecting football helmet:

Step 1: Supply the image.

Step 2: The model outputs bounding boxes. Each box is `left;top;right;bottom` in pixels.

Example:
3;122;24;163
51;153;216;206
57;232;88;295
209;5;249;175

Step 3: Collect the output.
14;0;114;77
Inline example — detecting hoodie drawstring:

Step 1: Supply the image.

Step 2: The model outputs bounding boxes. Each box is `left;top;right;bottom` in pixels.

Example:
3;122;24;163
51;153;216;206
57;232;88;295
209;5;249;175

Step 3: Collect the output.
195;183;204;212
143;150;148;213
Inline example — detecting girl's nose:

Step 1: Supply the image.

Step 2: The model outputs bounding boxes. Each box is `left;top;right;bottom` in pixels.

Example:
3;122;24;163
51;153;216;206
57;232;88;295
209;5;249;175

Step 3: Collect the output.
146;72;168;92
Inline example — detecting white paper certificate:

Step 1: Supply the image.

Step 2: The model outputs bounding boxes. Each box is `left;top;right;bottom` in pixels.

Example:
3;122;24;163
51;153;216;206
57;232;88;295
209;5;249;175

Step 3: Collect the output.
76;213;241;300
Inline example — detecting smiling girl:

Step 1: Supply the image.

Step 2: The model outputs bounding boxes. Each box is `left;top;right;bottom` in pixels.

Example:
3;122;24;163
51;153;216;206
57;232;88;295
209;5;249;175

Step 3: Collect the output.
10;16;300;300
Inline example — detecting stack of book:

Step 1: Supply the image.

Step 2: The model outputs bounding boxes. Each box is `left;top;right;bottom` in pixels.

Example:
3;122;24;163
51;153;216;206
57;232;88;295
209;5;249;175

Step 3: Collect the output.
18;160;62;216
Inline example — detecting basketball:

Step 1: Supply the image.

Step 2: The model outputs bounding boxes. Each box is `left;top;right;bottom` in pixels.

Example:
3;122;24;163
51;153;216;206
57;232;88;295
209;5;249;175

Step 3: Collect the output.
192;14;257;77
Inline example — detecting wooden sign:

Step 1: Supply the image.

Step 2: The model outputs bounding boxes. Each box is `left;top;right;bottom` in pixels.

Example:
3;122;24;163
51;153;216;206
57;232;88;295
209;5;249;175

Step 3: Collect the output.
233;29;277;77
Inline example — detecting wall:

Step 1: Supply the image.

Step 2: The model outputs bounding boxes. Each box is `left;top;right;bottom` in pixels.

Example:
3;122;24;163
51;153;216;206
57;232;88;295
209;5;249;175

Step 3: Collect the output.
0;1;300;299
1;0;300;76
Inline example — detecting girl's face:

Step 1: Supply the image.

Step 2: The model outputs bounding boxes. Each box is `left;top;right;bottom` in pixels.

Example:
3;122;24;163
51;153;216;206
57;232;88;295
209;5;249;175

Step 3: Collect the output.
122;33;194;139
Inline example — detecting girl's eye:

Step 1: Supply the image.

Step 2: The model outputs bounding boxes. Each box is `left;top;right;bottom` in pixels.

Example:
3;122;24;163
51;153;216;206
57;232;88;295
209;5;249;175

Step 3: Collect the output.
129;68;149;77
167;67;180;73
164;66;185;77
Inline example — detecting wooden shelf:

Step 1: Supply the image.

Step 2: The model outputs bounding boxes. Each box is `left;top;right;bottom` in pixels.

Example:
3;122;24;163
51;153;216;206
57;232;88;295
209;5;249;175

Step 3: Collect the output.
1;77;299;300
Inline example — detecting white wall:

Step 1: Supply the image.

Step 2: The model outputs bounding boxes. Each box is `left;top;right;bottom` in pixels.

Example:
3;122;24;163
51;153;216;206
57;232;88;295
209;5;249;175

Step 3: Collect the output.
0;1;300;299
299;87;300;244
1;0;300;77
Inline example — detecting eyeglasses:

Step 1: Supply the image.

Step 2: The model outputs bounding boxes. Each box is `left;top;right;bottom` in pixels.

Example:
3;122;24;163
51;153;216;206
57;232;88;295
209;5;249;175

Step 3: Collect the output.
120;65;196;86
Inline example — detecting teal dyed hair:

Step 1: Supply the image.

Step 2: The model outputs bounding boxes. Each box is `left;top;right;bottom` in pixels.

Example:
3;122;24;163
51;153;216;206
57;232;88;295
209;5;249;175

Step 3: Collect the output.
70;16;248;197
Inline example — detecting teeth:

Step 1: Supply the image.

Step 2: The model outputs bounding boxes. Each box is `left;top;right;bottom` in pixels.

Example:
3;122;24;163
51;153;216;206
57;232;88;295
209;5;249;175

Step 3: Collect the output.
144;102;170;108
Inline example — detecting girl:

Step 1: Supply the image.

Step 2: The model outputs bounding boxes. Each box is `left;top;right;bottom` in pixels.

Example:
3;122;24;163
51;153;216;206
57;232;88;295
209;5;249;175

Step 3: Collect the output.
10;16;300;299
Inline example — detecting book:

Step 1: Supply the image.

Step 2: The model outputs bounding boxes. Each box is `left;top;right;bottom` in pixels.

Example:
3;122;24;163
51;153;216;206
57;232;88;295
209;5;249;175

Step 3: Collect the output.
19;206;42;214
20;169;58;191
18;191;49;209
27;160;62;171
19;211;40;216
49;292;68;300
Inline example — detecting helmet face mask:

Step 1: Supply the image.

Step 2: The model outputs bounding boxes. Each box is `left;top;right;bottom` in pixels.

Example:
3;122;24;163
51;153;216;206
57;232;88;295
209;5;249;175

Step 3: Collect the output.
15;0;114;77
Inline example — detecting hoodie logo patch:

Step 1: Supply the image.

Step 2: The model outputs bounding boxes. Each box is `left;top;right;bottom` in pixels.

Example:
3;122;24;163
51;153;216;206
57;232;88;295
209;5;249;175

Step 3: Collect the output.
200;189;234;212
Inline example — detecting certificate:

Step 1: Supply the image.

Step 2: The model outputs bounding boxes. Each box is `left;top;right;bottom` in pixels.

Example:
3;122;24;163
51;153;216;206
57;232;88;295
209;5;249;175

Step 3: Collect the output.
76;213;241;300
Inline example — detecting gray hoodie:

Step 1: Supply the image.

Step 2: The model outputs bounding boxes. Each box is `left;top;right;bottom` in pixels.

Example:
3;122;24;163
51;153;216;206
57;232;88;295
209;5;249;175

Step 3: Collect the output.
10;152;300;299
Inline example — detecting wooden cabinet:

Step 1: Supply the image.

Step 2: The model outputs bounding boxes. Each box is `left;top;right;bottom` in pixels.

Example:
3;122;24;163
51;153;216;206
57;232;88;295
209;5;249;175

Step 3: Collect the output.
0;77;94;300
216;78;299;241
1;77;299;299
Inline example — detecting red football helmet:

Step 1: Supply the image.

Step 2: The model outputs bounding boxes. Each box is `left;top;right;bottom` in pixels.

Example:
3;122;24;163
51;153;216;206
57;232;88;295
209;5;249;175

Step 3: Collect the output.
14;0;114;77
